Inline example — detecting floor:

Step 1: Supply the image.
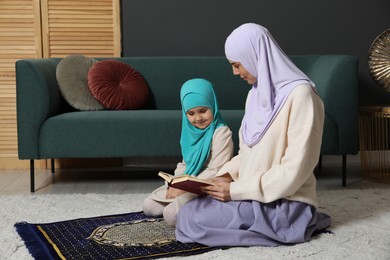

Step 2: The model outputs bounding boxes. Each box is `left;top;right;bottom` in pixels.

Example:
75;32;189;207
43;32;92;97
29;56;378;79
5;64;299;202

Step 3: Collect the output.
1;154;389;196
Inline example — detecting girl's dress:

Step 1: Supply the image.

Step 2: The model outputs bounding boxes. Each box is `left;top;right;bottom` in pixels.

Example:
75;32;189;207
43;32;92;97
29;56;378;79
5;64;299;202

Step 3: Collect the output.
142;79;233;224
146;125;233;207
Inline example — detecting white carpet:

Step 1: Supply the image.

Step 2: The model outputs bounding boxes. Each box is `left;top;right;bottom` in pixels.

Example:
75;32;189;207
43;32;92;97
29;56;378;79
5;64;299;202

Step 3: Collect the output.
1;188;390;260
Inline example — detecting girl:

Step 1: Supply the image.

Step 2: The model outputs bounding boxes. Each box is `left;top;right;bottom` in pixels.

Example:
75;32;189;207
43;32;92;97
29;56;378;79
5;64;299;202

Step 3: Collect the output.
142;78;233;226
176;23;331;246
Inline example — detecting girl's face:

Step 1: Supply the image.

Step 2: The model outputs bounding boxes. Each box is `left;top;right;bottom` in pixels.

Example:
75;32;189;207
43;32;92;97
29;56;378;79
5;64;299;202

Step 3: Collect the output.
186;106;213;129
229;60;257;85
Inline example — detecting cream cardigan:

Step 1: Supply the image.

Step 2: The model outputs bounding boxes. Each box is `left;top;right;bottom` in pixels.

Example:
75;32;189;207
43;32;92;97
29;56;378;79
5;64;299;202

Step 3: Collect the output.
151;126;233;209
217;85;324;208
174;126;234;180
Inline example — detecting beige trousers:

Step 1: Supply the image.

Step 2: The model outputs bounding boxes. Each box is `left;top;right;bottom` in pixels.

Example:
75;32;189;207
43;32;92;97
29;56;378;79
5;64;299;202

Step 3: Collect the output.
142;196;177;227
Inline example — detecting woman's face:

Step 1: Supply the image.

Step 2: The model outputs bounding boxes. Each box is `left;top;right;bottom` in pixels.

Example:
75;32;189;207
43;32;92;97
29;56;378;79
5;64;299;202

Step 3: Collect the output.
186;106;213;129
229;60;257;85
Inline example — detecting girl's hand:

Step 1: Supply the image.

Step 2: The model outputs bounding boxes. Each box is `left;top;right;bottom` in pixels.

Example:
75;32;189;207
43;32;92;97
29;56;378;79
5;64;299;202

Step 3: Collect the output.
202;173;233;202
166;187;186;199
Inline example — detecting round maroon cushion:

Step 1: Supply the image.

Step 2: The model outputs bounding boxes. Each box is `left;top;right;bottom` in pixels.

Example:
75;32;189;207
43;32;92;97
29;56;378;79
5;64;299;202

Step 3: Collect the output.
88;60;149;110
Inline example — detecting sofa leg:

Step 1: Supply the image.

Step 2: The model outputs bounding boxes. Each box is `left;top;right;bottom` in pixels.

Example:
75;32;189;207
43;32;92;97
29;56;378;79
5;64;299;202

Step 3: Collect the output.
318;155;322;169
314;155;322;175
342;155;347;187
51;159;55;174
30;160;35;193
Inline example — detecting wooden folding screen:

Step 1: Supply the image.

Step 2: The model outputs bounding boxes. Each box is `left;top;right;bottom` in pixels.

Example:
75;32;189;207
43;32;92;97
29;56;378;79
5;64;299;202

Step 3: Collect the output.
0;0;121;169
41;0;121;58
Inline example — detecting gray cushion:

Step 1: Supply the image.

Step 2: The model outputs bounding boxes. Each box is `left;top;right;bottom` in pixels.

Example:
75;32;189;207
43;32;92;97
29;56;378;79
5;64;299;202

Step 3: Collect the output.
56;55;104;111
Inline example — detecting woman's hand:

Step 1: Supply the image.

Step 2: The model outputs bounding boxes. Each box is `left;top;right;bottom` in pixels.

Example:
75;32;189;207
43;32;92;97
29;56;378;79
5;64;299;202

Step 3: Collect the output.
166;186;186;199
202;173;233;202
213;173;234;183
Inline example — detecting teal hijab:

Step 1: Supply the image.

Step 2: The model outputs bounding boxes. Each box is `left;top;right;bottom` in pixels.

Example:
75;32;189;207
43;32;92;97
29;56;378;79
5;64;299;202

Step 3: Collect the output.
180;78;226;176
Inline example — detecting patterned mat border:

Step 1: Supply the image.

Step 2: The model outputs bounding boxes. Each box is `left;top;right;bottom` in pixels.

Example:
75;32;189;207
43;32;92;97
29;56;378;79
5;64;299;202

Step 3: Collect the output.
15;211;221;260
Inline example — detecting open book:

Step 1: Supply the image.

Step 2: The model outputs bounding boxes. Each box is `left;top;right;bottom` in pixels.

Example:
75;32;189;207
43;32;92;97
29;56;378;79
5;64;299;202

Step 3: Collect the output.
158;171;214;195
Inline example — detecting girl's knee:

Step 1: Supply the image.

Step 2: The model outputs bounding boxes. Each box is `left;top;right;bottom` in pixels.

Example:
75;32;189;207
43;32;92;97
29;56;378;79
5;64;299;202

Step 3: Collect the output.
163;203;177;227
143;197;165;217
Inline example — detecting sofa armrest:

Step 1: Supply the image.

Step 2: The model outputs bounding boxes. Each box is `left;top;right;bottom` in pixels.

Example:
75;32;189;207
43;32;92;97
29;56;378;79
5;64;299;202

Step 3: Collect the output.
293;55;359;155
319;56;359;155
16;58;64;159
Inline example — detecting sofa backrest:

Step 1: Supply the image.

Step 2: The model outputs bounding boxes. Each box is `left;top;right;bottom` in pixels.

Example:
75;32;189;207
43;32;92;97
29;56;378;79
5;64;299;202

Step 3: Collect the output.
17;55;358;113
112;55;359;155
105;57;249;110
107;56;359;112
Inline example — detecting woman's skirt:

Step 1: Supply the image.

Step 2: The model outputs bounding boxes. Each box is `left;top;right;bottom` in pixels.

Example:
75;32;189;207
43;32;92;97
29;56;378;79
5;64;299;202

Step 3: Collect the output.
175;197;331;247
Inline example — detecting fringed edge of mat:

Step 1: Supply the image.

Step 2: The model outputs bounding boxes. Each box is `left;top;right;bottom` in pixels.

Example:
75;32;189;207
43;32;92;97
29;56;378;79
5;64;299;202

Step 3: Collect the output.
14;221;58;260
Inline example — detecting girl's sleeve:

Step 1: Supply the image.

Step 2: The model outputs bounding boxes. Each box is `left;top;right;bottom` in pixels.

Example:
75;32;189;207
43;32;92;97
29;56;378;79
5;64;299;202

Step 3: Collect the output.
174;161;186;177
196;126;234;180
174;127;233;209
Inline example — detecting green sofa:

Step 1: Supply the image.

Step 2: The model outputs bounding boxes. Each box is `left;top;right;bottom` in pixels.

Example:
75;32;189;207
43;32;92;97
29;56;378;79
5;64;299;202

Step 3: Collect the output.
16;55;359;192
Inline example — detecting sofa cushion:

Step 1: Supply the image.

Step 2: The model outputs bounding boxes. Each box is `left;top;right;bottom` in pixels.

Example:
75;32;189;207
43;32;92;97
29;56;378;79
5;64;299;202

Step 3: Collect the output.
56;55;104;111
88;60;149;110
39;110;182;158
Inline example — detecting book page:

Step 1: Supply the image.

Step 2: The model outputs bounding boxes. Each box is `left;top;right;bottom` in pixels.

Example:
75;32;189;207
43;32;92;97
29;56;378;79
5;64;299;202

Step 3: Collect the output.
171;175;211;185
158;171;174;183
158;171;214;195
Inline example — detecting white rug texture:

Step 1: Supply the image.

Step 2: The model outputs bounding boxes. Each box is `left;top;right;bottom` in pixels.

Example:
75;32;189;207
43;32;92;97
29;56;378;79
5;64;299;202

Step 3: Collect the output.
1;188;390;260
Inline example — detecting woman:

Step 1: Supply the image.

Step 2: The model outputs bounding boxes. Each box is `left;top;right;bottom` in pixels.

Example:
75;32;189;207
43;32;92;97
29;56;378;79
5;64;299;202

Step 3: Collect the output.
175;23;331;246
142;78;233;226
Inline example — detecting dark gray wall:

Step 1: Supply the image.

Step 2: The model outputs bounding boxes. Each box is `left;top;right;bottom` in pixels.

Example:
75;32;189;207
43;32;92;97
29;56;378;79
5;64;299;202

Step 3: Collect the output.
121;0;389;106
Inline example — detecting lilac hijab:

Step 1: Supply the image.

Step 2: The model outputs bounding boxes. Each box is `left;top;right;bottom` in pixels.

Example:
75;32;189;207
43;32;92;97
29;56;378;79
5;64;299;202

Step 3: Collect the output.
225;23;315;147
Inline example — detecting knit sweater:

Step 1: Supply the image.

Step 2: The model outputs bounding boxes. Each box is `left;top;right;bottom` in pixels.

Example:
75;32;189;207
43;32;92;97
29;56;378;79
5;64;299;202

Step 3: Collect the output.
147;126;233;208
217;85;324;208
174;126;234;180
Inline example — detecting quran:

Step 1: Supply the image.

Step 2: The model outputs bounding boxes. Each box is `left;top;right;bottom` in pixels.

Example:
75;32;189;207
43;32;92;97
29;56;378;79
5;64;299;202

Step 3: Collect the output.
158;171;214;195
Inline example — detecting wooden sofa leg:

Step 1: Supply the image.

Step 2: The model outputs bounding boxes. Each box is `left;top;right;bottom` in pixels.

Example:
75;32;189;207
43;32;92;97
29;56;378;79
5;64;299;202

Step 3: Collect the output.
51;159;55;173
30;159;35;193
342;155;346;187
